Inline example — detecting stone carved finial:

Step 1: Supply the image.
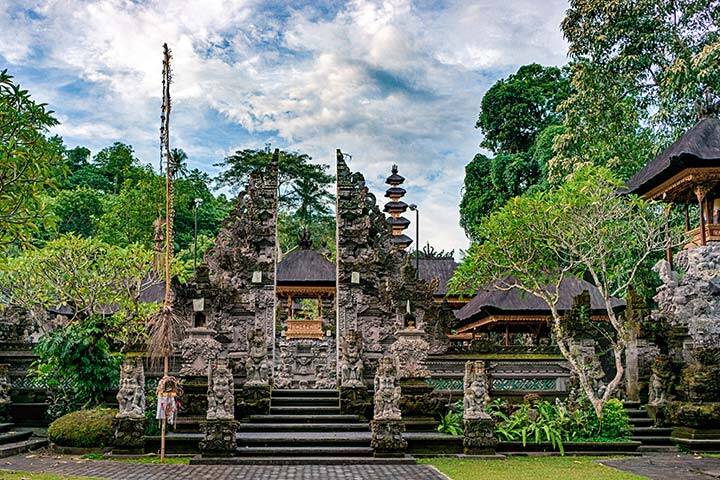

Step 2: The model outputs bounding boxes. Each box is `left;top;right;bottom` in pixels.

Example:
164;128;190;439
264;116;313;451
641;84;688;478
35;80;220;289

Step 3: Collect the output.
463;361;491;420
339;330;364;388
373;356;402;421
116;357;145;419
207;358;235;421
245;327;270;386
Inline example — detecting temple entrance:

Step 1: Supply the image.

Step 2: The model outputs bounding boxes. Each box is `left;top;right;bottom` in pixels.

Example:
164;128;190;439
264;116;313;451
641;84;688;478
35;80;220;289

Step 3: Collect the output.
273;232;337;389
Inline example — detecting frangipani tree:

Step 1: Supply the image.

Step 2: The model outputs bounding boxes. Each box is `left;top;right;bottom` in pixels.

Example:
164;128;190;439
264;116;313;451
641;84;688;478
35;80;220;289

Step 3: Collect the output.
451;167;682;417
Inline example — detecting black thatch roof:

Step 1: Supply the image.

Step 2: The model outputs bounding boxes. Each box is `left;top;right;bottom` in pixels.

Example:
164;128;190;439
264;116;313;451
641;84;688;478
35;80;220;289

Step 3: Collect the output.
455;276;625;323
626;117;720;195
417;257;458;296
277;248;335;284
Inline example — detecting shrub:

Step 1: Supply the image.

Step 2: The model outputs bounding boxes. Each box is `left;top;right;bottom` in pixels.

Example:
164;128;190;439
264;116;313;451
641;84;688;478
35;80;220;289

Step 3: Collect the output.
573;397;631;441
48;407;117;448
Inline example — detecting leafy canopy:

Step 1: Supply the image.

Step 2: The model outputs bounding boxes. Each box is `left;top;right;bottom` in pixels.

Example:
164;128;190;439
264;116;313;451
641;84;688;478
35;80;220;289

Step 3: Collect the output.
0;69;66;246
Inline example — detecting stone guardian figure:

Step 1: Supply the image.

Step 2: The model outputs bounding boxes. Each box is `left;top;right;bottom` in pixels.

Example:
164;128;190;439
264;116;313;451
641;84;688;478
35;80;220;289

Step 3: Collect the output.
462;360;497;454
201;358;237;456
370;356;406;456
113;357;146;453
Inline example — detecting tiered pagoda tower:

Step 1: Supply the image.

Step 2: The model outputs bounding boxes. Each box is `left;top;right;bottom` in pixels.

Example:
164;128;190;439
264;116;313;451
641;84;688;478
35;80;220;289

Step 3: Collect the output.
383;164;413;249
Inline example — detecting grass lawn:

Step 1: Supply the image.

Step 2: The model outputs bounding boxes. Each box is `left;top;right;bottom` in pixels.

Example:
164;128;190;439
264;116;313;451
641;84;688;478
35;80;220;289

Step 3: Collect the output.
0;471;99;480
81;453;191;464
421;456;648;480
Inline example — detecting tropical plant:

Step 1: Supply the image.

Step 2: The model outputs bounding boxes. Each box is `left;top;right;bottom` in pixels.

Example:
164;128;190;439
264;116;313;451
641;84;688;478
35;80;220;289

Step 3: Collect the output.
438;410;464;436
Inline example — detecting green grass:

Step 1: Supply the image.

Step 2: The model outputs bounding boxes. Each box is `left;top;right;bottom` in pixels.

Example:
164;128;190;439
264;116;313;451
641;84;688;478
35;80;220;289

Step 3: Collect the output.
421;456;648;480
81;453;191;464
0;471;99;480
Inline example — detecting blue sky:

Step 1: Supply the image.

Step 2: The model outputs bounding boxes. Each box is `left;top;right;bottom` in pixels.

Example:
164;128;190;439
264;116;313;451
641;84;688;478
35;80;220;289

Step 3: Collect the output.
0;0;569;254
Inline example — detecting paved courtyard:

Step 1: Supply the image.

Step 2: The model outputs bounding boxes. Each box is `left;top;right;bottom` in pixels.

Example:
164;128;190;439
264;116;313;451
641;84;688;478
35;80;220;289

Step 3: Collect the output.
601;455;720;480
0;454;447;480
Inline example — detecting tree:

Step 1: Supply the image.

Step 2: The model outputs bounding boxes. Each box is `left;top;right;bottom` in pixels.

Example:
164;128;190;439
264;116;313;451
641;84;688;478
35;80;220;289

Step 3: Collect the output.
551;0;720;181
65;146;91;173
0;235;159;412
52;187;104;237
451;167;681;417
93;142;143;194
0;69;66;246
477;63;571;154
169;148;189;179
215;148;334;214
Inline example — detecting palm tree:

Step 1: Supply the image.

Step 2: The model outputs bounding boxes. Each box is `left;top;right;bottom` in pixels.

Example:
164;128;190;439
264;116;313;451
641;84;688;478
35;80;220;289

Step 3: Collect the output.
169;148;189;179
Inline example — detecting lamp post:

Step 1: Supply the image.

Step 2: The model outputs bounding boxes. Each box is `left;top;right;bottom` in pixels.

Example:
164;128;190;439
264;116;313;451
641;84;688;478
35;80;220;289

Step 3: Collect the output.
409;204;419;278
192;197;203;273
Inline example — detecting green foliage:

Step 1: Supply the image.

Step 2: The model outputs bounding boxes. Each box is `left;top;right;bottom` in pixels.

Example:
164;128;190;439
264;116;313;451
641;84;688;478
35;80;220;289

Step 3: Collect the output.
47;407;117;448
34;318;122;416
277;211;335;256
552;0;720;181
438;410;464;436
0;69;66;246
51;187;104;237
92;142;144;194
477;63;571;154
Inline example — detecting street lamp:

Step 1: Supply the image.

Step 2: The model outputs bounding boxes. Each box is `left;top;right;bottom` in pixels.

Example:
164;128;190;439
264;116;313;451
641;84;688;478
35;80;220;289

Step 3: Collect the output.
409;204;419;278
192;197;203;273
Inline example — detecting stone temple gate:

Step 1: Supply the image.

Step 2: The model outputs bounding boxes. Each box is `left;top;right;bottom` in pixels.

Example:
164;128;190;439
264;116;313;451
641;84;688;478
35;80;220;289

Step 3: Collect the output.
173;149;452;389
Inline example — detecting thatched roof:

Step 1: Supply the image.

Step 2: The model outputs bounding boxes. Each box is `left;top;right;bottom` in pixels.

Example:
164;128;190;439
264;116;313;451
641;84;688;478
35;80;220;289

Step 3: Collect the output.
277;248;335;285
625;117;720;196
455;276;625;323
417;257;457;296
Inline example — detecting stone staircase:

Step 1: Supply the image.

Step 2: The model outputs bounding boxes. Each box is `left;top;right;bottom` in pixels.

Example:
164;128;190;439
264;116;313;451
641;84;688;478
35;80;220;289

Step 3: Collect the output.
0;422;48;458
626;401;677;453
193;389;414;465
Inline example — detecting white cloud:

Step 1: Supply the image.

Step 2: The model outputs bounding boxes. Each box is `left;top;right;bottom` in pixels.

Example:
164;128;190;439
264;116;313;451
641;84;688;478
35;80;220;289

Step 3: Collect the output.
0;0;569;254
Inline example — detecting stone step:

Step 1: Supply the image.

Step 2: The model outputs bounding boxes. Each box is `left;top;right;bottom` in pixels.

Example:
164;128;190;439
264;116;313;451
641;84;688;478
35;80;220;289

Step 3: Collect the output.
271;397;340;407
631;435;674;445
626;409;648;418
249;414;361;423
237;437;369;448
235;446;374;457
637;445;678;453
623;401;642;409
272;389;338;398
0;438;49;459
0;430;32;445
237;423;369;432
404;418;439;432
191;456;416;465
0;423;15;434
629;418;654;427
632;427;673;436
269;406;341;415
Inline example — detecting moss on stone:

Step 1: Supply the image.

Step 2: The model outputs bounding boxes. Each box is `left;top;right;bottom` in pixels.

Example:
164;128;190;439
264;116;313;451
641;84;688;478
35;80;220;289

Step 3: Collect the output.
48;407;117;448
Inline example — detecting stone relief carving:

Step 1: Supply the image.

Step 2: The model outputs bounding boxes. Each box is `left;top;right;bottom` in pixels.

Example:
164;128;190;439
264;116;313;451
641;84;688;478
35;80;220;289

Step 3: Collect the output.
391;328;431;380
274;339;336;389
179;327;222;377
0;364;10;419
207;358;235;421
463;361;491;420
374;356;402;421
339;330;364;388
245;327;270;386
116;357;145;419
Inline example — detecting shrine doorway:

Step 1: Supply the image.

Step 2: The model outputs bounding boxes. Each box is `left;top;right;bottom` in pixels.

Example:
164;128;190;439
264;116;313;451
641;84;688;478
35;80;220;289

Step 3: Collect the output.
273;238;337;389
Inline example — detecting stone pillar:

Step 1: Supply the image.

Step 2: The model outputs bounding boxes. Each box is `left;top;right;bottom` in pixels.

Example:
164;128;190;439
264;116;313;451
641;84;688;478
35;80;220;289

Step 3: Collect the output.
462;361;497;455
113;357;146;453
371;356;406;457
201;359;237;456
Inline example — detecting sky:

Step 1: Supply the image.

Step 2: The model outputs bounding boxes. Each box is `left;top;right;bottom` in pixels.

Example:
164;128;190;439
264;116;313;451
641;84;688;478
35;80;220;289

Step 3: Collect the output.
0;0;569;256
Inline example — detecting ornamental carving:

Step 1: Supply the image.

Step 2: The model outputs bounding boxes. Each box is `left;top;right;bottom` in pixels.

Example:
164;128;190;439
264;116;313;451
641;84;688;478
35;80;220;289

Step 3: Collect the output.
463;361;491;420
116;357;145;419
391;329;430;380
339;330;364;388
179;328;222;377
207;358;234;421
245;327;270;386
373;356;402;421
0;364;10;419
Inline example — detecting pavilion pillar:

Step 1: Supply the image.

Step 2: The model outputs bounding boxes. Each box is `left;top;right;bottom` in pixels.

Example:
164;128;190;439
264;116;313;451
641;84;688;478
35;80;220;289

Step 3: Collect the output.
664;204;673;266
695;186;711;246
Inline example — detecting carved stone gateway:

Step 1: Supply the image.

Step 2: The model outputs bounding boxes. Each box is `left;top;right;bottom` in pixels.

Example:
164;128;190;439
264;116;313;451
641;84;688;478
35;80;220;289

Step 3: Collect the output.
339;329;364;388
462;360;496;455
245;327;270;387
113;357;146;452
0;364;10;422
371;356;406;457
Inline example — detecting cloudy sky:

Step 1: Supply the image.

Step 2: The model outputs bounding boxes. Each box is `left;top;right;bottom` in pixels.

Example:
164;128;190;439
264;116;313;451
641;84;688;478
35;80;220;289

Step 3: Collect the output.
1;0;569;255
